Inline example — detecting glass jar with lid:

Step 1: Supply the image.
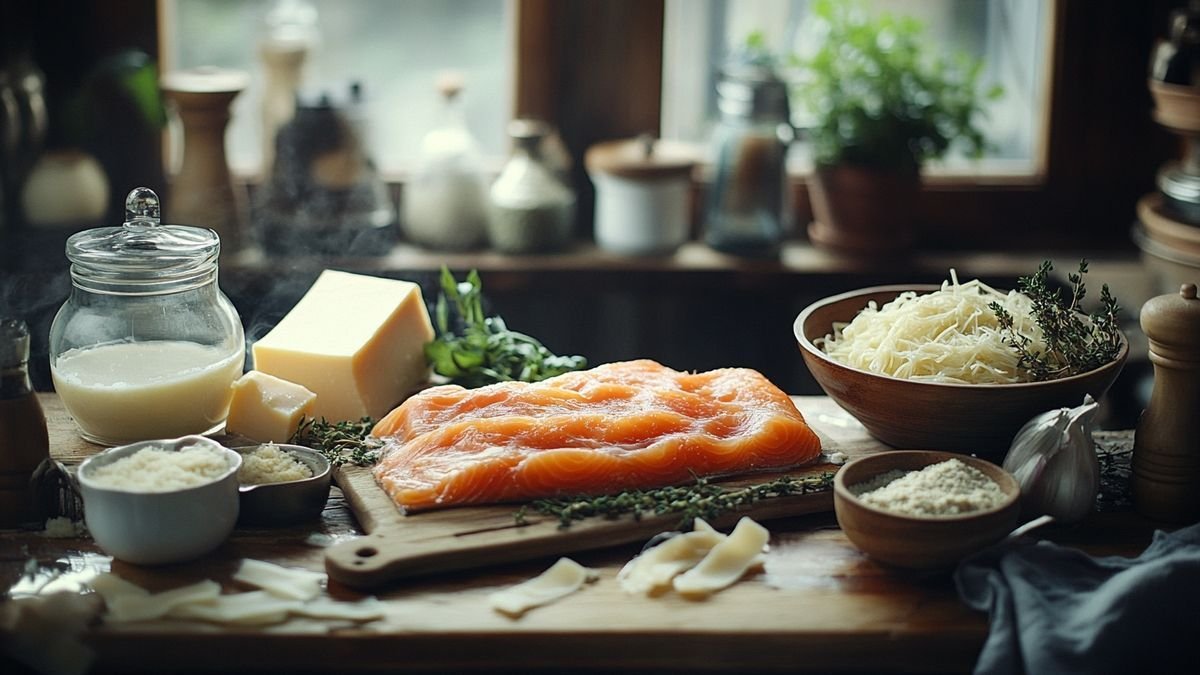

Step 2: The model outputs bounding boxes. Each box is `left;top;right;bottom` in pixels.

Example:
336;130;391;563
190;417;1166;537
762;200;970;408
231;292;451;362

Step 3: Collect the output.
704;61;795;257
49;187;245;445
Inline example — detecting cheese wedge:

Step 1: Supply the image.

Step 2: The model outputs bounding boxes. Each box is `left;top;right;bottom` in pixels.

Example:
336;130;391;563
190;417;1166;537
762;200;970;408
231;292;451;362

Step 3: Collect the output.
226;371;317;442
252;271;435;422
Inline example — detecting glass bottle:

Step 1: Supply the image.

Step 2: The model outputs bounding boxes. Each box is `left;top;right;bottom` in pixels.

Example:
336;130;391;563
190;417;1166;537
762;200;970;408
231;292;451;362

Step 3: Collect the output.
0;319;49;527
49;188;245;446
488;119;574;253
703;62;795;258
401;73;489;250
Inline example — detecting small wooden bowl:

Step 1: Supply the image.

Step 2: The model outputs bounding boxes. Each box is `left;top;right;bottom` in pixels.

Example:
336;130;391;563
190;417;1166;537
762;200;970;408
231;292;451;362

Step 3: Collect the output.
794;285;1128;456
834;451;1020;569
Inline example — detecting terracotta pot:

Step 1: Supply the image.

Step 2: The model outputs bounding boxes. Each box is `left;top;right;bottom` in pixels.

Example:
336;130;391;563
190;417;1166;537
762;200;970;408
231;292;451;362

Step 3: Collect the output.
806;164;920;256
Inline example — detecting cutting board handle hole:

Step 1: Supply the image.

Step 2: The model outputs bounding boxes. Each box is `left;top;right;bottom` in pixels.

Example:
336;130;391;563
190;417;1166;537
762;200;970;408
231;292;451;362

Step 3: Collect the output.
356;546;379;558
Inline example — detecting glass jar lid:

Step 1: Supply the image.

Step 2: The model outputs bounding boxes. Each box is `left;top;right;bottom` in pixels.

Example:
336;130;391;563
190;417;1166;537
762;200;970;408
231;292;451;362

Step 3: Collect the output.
65;188;221;287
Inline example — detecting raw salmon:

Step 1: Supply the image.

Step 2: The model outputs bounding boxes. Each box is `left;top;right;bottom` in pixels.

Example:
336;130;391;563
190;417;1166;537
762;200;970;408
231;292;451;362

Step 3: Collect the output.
371;360;822;511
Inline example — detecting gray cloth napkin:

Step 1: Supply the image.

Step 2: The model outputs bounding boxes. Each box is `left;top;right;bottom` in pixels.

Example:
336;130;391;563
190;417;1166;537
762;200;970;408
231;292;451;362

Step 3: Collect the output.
955;521;1200;675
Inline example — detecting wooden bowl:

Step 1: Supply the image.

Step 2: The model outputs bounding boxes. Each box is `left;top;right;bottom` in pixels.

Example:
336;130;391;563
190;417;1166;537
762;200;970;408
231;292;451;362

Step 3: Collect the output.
834;451;1020;569
794;285;1128;456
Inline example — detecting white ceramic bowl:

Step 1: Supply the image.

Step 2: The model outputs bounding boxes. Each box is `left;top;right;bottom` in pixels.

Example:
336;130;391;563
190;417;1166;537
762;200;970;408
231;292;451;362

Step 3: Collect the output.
78;435;242;565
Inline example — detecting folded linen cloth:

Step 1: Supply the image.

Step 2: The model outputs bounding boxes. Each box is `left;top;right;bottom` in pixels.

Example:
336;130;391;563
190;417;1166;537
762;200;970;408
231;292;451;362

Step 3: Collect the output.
955;521;1200;675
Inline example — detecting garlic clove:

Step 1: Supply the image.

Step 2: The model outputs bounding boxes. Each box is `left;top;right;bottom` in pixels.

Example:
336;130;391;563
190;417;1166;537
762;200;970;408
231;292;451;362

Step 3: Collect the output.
1002;395;1100;523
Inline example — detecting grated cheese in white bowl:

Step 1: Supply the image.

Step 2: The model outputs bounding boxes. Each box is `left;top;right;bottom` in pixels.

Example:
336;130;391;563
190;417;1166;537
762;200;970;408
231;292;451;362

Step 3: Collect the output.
819;272;1046;384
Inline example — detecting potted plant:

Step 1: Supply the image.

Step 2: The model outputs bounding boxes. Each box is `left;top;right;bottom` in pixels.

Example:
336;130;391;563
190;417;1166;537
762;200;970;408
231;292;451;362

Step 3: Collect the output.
792;0;1001;256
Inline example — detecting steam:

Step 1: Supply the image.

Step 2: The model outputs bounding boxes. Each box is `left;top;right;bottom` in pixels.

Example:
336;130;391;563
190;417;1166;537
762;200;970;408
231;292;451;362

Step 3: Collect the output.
0;268;71;390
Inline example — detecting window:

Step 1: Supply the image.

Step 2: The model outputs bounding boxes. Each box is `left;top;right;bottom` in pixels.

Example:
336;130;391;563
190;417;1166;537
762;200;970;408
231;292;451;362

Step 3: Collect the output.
662;0;1053;178
159;0;514;176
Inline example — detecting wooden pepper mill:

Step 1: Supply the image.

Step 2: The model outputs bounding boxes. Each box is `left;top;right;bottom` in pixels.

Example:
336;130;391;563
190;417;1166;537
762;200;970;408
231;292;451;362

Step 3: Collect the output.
161;67;249;251
1133;283;1200;522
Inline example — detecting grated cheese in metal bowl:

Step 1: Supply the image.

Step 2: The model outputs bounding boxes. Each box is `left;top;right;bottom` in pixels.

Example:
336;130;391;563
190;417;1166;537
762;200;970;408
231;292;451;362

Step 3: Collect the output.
849;459;1008;517
237;444;313;485
819;272;1045;384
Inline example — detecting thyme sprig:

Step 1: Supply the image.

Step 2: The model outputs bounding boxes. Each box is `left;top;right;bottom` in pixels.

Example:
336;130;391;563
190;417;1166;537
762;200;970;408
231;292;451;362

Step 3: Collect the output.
514;472;836;529
990;260;1122;381
291;416;379;467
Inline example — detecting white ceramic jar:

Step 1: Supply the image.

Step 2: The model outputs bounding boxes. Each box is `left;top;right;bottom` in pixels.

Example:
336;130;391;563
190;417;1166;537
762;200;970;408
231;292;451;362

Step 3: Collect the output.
585;137;695;255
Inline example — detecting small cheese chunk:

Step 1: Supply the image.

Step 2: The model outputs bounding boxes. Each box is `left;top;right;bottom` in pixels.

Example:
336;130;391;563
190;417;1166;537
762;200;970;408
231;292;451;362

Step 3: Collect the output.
672;517;769;597
252;270;435;422
489;558;598;618
226;371;317;443
618;519;726;595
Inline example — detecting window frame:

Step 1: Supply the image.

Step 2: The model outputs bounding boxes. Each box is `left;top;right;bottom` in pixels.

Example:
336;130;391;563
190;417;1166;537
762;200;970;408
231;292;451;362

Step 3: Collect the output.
514;0;1173;252
149;0;1172;252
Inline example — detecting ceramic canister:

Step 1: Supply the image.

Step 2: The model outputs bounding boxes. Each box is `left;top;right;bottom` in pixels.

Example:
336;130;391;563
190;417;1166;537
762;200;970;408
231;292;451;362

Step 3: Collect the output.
585;136;695;255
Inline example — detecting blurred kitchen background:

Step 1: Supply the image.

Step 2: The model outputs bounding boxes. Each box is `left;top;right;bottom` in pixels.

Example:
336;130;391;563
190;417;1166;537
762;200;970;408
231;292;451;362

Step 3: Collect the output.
0;0;1191;430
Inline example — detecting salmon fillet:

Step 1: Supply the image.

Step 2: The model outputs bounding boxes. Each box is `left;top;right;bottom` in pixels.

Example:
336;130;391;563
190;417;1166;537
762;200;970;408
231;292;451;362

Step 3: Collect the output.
371;360;822;511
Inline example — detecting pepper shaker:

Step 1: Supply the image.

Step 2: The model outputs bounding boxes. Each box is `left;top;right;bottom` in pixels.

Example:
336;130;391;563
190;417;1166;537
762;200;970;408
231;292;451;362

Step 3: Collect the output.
1132;283;1200;522
0;319;50;527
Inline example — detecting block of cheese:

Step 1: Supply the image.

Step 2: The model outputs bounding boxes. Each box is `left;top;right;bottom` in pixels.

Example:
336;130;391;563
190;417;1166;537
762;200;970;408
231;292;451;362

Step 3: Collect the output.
226;371;317;443
251;270;434;422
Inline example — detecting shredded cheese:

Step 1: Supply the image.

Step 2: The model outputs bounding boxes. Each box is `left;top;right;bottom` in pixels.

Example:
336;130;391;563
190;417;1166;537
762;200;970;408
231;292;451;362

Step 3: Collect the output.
819;272;1045;384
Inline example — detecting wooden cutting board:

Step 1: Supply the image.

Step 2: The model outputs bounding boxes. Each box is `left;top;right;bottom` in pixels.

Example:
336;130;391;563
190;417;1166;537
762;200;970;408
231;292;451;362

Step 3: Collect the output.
324;396;892;589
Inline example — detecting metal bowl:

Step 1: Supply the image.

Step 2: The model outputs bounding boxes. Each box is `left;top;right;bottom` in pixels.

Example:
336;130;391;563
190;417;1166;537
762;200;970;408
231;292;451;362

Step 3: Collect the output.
234;444;332;526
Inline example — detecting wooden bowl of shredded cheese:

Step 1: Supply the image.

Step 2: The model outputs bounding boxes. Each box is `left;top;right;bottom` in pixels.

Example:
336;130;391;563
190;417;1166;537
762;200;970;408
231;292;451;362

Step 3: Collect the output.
794;284;1127;456
834;451;1021;569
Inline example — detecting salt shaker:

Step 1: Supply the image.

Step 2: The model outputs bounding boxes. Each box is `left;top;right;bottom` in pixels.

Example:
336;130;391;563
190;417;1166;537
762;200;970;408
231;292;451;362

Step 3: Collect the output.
0;319;50;527
1132;283;1200;521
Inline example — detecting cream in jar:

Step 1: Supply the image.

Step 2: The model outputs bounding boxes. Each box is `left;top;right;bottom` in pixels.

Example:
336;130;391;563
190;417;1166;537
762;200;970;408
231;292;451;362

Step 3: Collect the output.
52;341;243;445
49;187;245;446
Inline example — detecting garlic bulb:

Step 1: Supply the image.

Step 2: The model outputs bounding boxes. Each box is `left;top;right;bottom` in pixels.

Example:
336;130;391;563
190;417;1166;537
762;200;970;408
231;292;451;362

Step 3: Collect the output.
1002;395;1100;523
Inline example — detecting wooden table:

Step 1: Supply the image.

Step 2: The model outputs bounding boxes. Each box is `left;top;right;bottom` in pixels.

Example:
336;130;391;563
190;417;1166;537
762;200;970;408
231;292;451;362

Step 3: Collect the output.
1;395;1159;673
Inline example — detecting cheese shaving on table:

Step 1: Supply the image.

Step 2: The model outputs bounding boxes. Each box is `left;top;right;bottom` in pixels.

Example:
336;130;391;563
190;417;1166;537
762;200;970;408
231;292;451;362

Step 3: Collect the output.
232;559;325;601
90;559;382;627
672;517;770;597
104;580;222;623
618;519;726;595
489;558;598;618
168;590;301;625
820;272;1044;384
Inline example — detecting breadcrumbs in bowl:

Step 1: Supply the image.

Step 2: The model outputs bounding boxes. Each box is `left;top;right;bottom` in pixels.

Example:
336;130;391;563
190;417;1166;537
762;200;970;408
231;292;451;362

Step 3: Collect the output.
834;451;1020;569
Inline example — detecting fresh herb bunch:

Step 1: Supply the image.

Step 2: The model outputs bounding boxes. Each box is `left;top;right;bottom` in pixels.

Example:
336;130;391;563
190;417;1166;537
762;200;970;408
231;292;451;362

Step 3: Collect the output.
790;0;1003;173
291;416;379;467
514;473;836;529
990;260;1123;381
425;267;587;388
